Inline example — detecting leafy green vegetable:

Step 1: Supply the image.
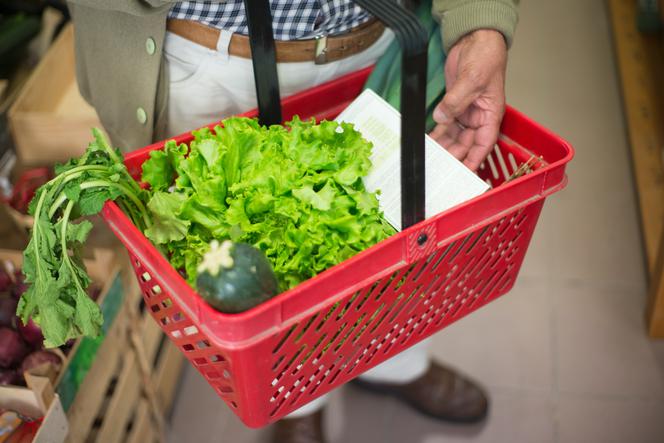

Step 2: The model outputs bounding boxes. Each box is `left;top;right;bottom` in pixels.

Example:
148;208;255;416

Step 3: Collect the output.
142;117;395;290
18;129;151;347
21;117;395;346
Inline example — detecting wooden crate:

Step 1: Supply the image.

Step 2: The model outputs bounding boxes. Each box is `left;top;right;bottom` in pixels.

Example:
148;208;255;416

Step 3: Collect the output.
0;247;184;442
608;0;664;337
7;24;104;166
64;258;185;443
0;248;121;441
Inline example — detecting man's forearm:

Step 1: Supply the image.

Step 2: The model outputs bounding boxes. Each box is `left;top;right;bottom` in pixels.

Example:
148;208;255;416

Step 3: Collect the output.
431;0;520;52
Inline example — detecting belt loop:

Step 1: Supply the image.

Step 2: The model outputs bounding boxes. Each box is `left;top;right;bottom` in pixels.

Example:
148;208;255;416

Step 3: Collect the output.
314;34;329;65
216;29;233;59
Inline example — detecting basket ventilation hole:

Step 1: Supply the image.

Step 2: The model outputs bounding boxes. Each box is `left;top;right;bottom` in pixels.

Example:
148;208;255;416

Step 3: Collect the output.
141;272;152;282
507;152;519;173
210;354;225;363
182;343;194;351
223;370;231;379
184;326;199;336
487;154;499;180
493;144;511;180
196;340;210;349
217;386;233;394
172;312;185;322
172;330;182;339
152;285;162;295
193;357;207;365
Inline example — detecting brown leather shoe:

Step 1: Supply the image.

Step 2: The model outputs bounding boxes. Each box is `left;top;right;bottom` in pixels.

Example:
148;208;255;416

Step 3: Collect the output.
352;361;489;423
271;410;327;443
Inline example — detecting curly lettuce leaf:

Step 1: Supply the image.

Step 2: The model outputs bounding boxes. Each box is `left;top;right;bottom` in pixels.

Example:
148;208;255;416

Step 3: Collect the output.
141;116;395;289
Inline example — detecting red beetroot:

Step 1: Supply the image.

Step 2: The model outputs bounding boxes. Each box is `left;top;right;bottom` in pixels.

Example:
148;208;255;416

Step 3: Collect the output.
0;268;11;292
0;294;17;329
89;285;102;302
20;350;62;376
0;368;20;385
0;327;29;368
10;275;27;300
17;318;44;348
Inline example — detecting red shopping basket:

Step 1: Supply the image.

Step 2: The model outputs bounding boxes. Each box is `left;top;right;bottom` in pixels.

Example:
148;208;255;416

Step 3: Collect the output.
101;0;573;428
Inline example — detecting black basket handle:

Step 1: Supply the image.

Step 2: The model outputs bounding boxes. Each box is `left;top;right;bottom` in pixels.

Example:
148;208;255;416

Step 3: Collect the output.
243;0;428;229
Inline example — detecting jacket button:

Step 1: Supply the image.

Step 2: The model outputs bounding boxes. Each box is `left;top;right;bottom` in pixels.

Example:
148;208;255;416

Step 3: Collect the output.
136;107;148;125
146;37;156;55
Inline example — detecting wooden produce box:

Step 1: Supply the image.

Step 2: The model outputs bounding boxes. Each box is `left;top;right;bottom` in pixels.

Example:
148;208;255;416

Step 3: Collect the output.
0;248;185;443
0;248;120;442
64;264;185;443
8;24;104;166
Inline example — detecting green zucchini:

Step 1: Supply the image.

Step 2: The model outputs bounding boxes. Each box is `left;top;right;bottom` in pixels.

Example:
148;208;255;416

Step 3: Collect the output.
196;240;279;313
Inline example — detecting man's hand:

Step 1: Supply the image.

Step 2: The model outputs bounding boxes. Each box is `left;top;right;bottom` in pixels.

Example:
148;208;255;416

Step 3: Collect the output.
429;29;508;171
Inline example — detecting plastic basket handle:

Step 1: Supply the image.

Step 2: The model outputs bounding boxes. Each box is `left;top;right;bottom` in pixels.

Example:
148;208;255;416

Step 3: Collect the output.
242;0;428;229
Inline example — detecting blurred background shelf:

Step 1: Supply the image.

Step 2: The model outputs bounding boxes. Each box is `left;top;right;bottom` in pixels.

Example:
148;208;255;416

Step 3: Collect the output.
608;0;664;337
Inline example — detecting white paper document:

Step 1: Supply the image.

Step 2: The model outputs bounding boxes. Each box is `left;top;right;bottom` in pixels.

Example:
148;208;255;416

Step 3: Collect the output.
335;89;490;231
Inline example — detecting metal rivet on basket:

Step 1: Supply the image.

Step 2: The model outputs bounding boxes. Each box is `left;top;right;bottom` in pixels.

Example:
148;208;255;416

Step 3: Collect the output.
417;233;428;246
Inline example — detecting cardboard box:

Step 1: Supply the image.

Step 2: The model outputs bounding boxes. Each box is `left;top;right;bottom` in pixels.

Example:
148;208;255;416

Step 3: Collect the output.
8;24;104;166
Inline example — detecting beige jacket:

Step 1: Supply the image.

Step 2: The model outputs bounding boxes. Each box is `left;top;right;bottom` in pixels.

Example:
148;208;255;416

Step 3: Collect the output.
67;0;518;151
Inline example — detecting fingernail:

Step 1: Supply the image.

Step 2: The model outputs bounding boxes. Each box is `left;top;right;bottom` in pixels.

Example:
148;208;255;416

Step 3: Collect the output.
433;108;449;123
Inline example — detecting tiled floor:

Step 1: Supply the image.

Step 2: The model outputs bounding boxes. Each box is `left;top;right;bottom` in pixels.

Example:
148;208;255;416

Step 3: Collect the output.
166;0;664;442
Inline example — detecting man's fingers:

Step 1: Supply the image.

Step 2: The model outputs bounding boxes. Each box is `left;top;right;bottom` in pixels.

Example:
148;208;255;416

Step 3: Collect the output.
463;143;494;171
463;121;501;171
447;141;470;161
429;124;446;142
445;128;475;161
429;121;463;147
433;73;481;123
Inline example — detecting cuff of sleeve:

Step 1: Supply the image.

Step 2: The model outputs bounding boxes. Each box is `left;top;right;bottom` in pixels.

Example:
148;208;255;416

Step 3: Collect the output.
440;1;518;53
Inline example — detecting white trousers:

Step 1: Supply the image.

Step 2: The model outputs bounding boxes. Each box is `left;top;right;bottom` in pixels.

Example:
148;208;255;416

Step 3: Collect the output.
164;28;397;137
164;28;431;418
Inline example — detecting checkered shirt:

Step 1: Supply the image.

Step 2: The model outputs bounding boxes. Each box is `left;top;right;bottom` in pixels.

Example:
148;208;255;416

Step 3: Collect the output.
168;1;372;41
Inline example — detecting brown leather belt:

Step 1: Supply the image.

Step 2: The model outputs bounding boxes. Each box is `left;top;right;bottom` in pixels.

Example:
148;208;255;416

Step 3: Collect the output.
166;18;385;64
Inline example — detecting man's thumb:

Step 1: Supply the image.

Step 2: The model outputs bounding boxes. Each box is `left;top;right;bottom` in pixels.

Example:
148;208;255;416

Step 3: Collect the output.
433;76;479;124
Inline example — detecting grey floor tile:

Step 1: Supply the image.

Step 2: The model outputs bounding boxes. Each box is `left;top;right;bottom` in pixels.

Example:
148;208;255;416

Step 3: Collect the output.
553;285;664;399
376;387;554;443
546;195;647;290
506;0;646;291
557;393;664;443
167;365;270;443
327;387;394;443
652;341;664;376
428;279;553;392
515;205;555;281
167;366;232;443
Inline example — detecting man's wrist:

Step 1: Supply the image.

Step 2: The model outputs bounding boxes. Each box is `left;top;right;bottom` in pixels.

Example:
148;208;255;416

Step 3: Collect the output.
434;0;519;53
453;28;507;49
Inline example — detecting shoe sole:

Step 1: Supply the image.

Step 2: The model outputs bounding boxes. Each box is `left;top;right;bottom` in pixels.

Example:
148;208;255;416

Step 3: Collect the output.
349;378;489;424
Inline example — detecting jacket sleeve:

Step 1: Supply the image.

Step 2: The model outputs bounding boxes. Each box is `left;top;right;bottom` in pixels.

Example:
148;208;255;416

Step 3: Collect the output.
431;0;520;53
66;0;225;16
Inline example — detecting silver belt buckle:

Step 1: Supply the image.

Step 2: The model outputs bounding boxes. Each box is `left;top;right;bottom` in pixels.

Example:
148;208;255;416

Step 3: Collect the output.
314;34;328;64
